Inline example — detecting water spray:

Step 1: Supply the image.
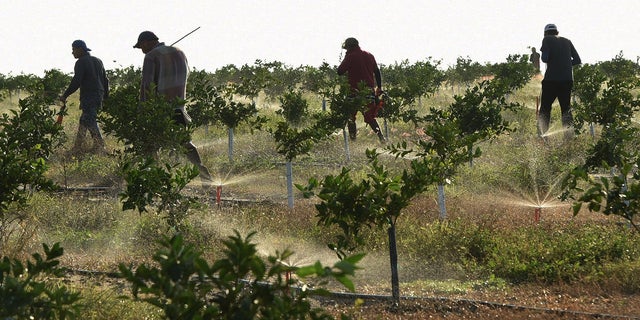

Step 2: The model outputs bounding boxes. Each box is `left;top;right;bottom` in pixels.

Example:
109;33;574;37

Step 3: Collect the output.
279;259;295;297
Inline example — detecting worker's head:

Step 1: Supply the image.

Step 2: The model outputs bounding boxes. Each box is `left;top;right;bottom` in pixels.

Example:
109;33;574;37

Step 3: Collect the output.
342;37;359;50
71;40;91;58
544;23;559;36
133;31;159;54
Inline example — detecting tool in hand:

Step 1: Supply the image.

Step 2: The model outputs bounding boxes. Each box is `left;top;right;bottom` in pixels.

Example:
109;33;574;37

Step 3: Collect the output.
170;26;201;47
56;101;67;125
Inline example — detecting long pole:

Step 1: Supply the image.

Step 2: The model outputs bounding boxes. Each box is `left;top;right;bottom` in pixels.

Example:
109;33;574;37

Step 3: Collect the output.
170;26;201;46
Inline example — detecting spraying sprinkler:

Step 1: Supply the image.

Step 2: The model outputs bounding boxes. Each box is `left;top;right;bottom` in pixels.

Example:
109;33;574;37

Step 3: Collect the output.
216;184;222;207
534;207;541;223
279;259;296;296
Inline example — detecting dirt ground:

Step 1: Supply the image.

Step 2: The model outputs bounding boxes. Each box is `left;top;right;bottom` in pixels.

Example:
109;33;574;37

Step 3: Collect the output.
319;283;640;319
68;269;640;319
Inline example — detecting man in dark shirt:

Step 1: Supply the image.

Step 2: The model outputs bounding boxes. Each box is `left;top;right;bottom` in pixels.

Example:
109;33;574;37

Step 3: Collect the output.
538;24;581;138
530;47;541;73
60;40;109;155
337;37;385;142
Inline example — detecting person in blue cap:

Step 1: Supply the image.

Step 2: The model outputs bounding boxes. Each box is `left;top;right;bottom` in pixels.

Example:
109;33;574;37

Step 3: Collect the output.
60;39;110;155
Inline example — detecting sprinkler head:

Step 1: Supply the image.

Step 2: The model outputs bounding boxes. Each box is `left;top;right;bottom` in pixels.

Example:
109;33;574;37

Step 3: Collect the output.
534;207;542;223
216;185;222;206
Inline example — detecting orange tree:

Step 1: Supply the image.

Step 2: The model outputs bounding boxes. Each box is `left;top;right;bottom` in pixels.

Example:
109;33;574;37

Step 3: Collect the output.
561;67;640;231
1;94;65;247
380;58;445;126
0;93;78;319
100;83;200;231
299;55;533;304
120;232;362;319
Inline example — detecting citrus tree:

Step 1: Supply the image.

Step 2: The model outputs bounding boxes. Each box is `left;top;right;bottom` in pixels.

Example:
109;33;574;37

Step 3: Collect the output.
300;55;533;304
0;94;78;319
381;58;445;122
100;83;200;230
0;243;81;319
120;231;362;319
0;94;65;253
269;88;337;208
561;67;640;231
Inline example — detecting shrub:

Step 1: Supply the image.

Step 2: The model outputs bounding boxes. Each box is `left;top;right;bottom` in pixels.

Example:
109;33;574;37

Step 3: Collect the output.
119;231;362;319
486;224;640;283
0;243;81;319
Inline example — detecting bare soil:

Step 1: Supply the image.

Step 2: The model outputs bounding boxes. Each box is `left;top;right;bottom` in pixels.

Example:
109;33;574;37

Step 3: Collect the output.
319;283;640;319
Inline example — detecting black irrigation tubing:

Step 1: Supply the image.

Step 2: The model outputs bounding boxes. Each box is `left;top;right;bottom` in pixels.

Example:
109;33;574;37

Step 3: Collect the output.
272;161;348;168
50;185;269;207
55;186;113;192
61;267;640;319
65;268;121;279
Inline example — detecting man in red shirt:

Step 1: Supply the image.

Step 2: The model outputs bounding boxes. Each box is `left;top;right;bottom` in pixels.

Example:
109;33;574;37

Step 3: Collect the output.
337;37;384;142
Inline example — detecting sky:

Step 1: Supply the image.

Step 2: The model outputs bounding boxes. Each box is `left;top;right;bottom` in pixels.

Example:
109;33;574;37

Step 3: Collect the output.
2;0;640;76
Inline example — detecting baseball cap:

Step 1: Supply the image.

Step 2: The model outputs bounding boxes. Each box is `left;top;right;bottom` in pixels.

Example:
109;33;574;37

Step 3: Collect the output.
342;37;359;49
544;24;558;32
72;40;91;51
133;31;159;48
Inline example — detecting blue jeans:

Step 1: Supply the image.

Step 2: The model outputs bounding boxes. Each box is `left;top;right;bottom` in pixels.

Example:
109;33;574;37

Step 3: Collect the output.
79;95;104;140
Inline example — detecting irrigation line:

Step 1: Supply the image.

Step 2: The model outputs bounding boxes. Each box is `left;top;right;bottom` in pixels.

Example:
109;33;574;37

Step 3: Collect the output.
55;186;113;192
65;268;120;279
61;267;640;319
272;161;346;168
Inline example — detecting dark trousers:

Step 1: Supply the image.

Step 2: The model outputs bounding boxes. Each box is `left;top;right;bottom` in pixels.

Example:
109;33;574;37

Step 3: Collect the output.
538;80;573;134
173;109;211;181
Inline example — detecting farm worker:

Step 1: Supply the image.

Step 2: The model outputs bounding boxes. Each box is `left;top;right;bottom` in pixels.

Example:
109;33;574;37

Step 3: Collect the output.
133;31;212;182
60;40;109;155
529;47;541;73
337;37;385;142
538;23;581;139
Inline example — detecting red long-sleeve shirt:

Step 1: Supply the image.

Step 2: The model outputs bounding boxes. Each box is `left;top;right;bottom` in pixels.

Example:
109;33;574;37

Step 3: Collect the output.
337;47;380;91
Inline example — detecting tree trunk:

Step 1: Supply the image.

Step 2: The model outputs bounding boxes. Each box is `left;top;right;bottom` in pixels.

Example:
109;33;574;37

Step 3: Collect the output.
388;222;400;305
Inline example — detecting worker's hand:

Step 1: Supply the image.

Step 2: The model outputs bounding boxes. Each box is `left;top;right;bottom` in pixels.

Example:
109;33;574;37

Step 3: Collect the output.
59;95;67;103
375;87;383;96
